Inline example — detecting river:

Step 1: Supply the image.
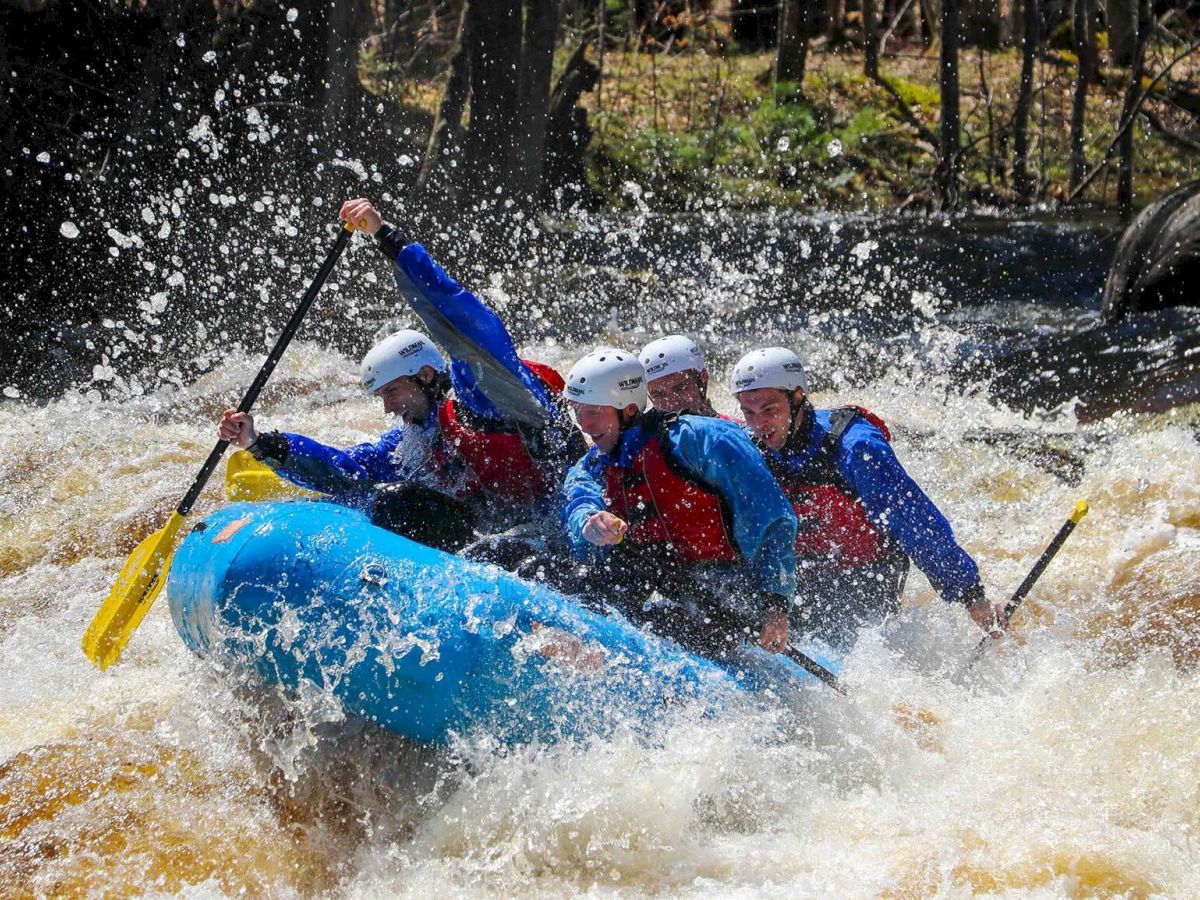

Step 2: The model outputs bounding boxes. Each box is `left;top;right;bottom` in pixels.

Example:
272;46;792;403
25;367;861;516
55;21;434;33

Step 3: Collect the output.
2;206;1200;896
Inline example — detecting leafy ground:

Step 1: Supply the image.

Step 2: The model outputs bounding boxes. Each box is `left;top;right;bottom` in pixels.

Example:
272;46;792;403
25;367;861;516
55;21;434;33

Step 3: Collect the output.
579;43;1200;212
371;38;1199;214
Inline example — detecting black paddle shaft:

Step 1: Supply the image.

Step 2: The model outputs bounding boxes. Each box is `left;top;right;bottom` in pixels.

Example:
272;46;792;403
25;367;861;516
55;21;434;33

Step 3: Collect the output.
719;602;845;694
783;645;846;694
176;225;353;517
1002;517;1080;620
974;513;1084;654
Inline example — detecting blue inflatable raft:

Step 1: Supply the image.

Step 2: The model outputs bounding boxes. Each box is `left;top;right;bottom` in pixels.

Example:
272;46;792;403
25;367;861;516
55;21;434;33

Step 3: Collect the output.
167;501;832;745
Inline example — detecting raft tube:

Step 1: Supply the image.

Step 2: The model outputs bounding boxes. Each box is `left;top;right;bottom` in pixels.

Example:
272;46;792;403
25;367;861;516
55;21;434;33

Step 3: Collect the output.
167;501;834;745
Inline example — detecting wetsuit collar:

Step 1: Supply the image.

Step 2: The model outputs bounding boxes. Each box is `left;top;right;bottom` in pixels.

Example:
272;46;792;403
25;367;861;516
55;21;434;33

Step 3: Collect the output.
592;415;655;468
782;397;817;457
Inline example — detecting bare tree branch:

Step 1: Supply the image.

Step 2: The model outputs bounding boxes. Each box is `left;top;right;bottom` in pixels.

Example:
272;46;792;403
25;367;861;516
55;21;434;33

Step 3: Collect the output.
1066;35;1200;202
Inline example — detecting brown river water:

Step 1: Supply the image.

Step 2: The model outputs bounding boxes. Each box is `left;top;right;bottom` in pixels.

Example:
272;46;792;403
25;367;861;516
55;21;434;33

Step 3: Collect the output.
3;211;1200;897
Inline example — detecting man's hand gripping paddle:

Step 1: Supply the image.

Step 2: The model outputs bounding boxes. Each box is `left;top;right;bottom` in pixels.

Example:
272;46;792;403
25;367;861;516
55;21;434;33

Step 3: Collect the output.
607;515;846;693
81;222;358;670
975;499;1090;654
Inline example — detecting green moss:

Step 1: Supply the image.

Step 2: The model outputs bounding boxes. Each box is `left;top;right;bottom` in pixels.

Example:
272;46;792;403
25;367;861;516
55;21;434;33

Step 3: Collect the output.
877;74;940;109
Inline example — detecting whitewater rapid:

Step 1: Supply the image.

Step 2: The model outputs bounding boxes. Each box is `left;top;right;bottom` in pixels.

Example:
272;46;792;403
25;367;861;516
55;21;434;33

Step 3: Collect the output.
3;322;1200;895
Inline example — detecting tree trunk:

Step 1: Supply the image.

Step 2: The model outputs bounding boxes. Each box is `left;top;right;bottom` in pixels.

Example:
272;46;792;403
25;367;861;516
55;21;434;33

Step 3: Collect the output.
0;20;11;209
1117;0;1151;217
1107;0;1136;67
938;0;961;207
319;0;368;156
864;0;880;78
1068;0;1095;191
826;0;845;38
1012;0;1037;201
287;0;369;161
908;0;924;44
776;0;812;88
416;4;472;198
464;0;522;204
512;0;562;205
543;36;600;199
995;0;1013;45
922;0;940;45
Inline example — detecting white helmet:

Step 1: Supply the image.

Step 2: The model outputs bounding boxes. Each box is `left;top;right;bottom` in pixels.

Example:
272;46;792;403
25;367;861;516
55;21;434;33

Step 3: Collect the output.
360;329;446;393
565;347;648;412
729;347;809;394
640;334;707;382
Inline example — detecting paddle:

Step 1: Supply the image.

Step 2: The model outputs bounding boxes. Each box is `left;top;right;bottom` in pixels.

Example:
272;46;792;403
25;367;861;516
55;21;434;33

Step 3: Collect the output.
780;644;846;693
975;499;1090;653
601;515;846;691
224;449;314;501
81;222;356;670
779;500;1090;693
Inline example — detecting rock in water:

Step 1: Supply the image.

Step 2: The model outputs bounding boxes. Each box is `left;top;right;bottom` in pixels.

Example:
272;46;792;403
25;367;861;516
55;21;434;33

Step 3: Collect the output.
1102;180;1200;323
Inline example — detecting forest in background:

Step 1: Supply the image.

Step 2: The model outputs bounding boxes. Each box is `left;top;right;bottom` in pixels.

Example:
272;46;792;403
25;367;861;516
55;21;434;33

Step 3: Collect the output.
2;0;1199;392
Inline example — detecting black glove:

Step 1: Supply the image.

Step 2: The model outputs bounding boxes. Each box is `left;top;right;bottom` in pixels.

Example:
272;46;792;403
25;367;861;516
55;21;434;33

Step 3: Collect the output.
247;430;289;468
959;581;987;609
759;592;791;614
375;222;410;261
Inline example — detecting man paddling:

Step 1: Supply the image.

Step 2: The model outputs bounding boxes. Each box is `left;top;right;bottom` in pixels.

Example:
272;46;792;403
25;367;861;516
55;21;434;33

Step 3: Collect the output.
729;346;1005;650
218;200;584;552
638;335;724;417
559;348;798;656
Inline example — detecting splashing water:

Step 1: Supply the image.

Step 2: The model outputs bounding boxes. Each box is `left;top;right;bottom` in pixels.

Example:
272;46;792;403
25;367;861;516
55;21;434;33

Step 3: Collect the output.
3;210;1200;897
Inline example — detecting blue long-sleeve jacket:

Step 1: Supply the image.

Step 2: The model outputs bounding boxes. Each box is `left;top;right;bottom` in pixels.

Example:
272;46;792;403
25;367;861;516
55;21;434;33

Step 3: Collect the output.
269;405;474;506
563;415;798;597
768;409;981;604
263;238;580;504
389;242;562;430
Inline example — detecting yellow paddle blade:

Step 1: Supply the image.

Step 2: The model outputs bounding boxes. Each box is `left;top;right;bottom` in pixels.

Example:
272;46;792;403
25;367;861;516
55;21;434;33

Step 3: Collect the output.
225;450;314;502
81;510;187;670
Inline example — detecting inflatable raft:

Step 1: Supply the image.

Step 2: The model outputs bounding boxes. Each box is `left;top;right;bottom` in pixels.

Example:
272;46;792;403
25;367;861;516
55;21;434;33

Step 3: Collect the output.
167;501;832;745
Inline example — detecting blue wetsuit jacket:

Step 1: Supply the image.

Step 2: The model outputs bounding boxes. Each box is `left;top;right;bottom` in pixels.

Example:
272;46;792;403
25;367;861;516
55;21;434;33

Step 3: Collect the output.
563;415;799;600
261;235;578;508
765;409;981;605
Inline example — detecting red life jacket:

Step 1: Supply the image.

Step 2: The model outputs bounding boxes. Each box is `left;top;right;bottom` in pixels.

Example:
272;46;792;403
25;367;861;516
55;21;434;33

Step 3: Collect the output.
521;359;566;395
769;406;900;569
603;413;739;564
437;400;552;502
435;360;570;503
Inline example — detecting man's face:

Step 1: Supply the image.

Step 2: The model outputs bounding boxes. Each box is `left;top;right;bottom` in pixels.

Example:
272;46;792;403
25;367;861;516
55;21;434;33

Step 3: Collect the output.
737;388;799;449
647;369;707;414
374;370;433;424
569;401;625;454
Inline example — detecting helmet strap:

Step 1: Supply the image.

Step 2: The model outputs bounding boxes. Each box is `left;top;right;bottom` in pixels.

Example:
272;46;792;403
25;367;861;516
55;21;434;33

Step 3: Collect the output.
418;369;450;413
616;405;640;432
785;390;812;442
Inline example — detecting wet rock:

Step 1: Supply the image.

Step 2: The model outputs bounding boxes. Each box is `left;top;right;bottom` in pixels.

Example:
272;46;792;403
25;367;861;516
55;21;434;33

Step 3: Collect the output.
1102;181;1200;324
979;306;1200;420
